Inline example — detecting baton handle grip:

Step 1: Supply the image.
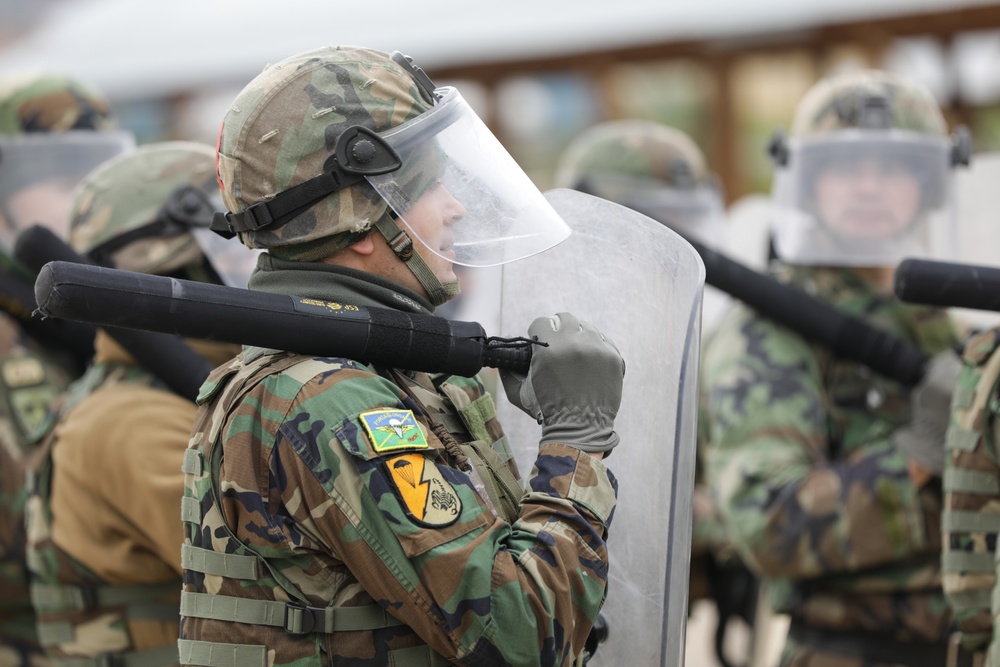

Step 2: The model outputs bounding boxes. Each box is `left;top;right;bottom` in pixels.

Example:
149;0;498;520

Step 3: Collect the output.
481;343;532;374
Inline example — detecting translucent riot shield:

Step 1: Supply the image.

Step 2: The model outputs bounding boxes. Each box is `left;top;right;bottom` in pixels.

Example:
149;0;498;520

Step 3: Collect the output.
953;152;1000;330
496;189;705;667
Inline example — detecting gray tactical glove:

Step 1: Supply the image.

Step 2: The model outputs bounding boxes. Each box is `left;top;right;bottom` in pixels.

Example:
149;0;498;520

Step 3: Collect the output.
499;312;625;454
892;349;963;476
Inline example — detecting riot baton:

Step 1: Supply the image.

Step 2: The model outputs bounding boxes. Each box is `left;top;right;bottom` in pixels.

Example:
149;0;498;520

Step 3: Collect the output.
574;183;929;386
687;234;928;386
895;258;1000;312
16;226;215;401
33;261;533;377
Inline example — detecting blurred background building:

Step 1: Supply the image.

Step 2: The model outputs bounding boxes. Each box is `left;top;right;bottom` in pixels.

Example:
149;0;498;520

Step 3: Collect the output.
2;0;999;203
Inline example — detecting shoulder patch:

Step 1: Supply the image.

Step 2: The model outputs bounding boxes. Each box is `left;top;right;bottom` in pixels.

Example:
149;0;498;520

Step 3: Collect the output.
386;453;462;526
360;409;428;453
2;357;45;388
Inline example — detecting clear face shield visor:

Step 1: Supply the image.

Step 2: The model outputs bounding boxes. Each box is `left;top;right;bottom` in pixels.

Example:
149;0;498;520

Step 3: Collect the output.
88;185;261;287
771;130;955;266
0;131;135;247
365;87;570;267
579;173;726;249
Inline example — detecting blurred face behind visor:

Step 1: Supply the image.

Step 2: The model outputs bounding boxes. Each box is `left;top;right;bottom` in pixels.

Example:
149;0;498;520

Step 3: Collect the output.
771;129;953;267
0;130;134;249
365;87;570;268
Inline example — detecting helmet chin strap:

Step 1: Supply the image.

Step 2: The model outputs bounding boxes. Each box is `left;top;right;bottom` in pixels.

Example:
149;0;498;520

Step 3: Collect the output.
374;210;460;307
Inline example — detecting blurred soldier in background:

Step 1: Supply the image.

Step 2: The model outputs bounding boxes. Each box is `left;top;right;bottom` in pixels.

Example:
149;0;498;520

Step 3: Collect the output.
554;119;757;667
701;69;970;667
0;73;132;667
23;142;246;667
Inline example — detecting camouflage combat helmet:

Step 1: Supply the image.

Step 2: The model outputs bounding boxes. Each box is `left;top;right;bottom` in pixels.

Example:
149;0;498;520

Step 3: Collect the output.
554;119;712;192
0;73;115;135
215;45;435;261
554;119;725;247
791;69;945;140
69;141;217;275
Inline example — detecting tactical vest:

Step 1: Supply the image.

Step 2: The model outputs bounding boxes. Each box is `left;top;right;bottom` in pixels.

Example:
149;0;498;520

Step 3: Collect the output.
25;362;181;667
178;350;522;667
940;327;1000;656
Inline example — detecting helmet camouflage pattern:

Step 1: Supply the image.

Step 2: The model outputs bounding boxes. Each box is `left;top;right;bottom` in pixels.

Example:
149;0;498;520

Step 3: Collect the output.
216;45;434;258
790;69;946;139
69;141;216;274
554;119;711;192
0;73;115;135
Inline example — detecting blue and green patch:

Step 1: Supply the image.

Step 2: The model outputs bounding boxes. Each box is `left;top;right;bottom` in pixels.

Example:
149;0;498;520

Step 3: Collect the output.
360;409;428;453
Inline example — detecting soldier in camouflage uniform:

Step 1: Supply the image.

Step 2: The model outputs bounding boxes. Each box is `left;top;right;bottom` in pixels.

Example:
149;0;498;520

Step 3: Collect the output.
23;142;244;667
554;119;756;665
701;69;971;667
940;326;1000;666
178;45;624;667
0;74;132;667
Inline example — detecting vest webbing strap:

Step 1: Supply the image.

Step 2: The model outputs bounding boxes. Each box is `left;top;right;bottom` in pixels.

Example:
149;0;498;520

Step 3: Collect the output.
944;468;1000;496
178;639;265;667
180;591;404;633
947;424;981;453
30;581;179;613
177;639;452;667
943;510;1000;533
946;586;993;614
953;379;977;411
942;550;995;573
182;448;203;476
48;645;179;667
181;544;258;580
180;496;201;524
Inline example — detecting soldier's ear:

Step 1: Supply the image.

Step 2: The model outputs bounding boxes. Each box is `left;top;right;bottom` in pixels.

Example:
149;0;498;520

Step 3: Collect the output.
347;233;376;256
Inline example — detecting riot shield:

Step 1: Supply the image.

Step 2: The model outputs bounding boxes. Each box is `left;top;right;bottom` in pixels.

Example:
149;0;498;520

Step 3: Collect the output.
953;152;1000;330
496;189;705;667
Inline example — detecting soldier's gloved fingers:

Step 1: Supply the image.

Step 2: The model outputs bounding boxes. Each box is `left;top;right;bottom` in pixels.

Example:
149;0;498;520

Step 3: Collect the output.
498;367;541;422
527;312;579;343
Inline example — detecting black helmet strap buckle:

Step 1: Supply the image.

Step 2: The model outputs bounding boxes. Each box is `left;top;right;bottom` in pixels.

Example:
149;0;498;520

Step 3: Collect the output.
211;126;402;239
390;51;440;105
88;184;212;266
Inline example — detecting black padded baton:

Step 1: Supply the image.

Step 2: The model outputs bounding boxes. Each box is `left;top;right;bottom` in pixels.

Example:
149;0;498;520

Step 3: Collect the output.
34;261;531;377
17;226;215;401
895;258;1000;313
689;236;928;386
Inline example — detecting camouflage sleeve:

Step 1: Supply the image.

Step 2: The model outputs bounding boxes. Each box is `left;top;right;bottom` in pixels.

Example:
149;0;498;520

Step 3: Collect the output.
941;332;1000;653
270;370;617;665
702;310;934;580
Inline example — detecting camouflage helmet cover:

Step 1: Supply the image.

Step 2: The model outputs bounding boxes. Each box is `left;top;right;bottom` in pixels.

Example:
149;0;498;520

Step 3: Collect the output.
69;141;216;274
0;72;115;135
216;45;434;254
790;68;946;139
554;119;711;191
